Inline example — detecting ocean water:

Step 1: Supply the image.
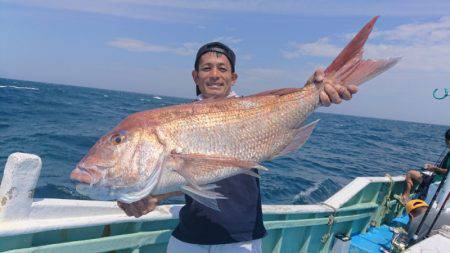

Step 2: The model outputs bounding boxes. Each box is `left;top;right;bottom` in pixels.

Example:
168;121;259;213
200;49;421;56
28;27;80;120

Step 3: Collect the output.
1;77;448;205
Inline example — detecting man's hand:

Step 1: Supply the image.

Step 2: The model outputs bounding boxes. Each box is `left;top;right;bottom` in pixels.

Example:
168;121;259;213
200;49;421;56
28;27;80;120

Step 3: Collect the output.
424;163;448;174
424;163;436;172
306;68;358;107
117;191;183;218
117;195;160;218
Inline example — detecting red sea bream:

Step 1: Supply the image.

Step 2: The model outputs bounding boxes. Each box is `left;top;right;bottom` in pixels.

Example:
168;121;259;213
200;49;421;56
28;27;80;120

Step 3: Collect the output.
70;17;399;210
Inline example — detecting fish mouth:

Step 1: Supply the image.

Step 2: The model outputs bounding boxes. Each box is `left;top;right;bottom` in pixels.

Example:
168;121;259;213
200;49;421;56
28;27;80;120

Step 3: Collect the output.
70;165;107;185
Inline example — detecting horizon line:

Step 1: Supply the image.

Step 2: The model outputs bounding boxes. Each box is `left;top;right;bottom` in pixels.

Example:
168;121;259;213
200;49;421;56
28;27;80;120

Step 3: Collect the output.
1;75;449;128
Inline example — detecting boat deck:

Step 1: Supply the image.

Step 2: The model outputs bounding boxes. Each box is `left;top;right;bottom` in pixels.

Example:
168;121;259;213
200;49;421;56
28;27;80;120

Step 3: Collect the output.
350;215;409;252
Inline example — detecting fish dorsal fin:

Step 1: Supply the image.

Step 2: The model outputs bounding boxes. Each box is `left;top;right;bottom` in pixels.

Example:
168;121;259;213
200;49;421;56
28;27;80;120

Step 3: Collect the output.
247;88;302;98
273;119;319;158
193;95;232;104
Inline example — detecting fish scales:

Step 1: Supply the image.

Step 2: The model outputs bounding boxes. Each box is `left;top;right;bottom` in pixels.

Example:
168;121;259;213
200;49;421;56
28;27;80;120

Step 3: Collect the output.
157;87;318;161
150;88;319;196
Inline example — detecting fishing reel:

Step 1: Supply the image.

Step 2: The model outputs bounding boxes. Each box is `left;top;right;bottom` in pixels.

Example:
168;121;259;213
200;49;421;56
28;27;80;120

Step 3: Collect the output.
390;227;408;252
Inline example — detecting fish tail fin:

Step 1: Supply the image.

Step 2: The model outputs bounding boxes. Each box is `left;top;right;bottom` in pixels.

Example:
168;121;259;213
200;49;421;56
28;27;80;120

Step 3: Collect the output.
325;16;400;87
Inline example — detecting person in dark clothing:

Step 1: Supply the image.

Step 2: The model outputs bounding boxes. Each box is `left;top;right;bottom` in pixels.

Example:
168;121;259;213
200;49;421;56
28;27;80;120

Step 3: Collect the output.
401;129;450;204
117;42;358;252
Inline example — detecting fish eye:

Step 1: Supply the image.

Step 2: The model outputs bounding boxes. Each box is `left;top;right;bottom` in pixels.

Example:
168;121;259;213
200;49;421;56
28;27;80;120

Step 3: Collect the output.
111;134;125;145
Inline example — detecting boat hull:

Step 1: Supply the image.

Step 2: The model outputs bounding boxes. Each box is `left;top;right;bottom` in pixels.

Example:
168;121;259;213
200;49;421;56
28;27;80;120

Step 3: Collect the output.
0;153;407;253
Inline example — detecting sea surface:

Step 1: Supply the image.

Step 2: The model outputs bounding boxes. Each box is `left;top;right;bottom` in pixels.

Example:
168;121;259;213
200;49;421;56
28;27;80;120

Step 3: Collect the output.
1;77;448;205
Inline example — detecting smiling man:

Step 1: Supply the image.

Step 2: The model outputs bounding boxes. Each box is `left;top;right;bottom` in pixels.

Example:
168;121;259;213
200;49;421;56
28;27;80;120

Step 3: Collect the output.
167;43;265;253
193;44;238;99
118;42;357;253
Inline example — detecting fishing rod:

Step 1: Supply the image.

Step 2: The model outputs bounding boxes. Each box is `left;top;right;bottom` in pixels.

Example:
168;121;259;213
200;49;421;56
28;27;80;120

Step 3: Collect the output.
410;151;445;172
413;147;449;241
418;148;449;172
425;192;450;237
431;147;447;167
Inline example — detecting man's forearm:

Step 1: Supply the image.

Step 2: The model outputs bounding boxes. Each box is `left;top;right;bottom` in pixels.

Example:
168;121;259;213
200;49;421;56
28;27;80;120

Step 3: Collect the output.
154;191;184;202
435;167;449;174
117;191;185;218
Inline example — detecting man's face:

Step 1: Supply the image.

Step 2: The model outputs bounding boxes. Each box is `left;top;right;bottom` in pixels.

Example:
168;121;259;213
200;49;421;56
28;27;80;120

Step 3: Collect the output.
192;52;238;99
446;139;450;148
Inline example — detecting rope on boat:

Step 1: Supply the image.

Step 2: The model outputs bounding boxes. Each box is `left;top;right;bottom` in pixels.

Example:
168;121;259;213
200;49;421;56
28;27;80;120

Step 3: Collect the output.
320;202;338;243
377;173;394;226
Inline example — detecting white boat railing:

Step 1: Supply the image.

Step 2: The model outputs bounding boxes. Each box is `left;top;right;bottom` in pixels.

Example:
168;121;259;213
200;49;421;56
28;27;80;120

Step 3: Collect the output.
0;152;410;252
0;152;404;237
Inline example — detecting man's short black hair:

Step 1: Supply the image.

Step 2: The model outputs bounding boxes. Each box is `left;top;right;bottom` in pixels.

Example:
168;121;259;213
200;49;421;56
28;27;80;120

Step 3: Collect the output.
446;129;450;141
194;42;236;73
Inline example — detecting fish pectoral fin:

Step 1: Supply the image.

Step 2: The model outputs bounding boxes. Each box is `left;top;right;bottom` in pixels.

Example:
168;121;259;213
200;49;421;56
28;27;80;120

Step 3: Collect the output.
181;184;226;211
198;183;220;191
274;119;319;158
165;153;268;189
240;169;261;178
169;153;269;172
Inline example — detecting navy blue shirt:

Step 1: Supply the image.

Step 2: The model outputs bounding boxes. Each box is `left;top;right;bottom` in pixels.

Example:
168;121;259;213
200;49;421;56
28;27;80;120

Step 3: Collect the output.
172;171;266;244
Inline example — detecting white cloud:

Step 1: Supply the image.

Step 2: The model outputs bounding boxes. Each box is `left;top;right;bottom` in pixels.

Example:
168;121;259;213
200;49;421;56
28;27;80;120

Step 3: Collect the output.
212;36;243;45
240;67;309;85
1;0;202;23
283;17;450;72
282;38;341;59
235;67;313;96
365;44;450;71
95;1;450;17
107;38;198;56
371;16;450;43
243;68;289;81
5;0;450;21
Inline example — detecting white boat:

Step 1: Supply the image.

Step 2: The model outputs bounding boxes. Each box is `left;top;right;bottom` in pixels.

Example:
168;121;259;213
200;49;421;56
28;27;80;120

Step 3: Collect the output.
0;153;448;252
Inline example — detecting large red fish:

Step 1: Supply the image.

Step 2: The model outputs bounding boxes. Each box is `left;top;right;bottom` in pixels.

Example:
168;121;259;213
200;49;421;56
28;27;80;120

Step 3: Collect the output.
71;17;399;210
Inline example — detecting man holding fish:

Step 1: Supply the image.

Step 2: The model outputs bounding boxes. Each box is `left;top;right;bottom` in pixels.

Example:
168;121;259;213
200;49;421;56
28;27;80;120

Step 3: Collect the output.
71;17;398;253
118;42;357;252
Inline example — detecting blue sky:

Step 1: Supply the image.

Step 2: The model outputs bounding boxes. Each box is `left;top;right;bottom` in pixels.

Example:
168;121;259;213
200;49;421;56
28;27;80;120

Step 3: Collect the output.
1;0;449;126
